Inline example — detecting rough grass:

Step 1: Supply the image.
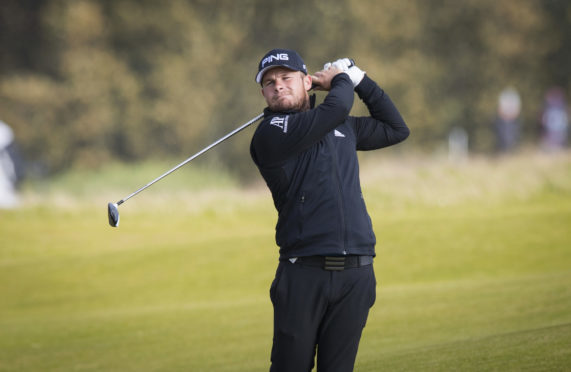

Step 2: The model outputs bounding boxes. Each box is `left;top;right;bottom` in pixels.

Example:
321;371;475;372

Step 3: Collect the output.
1;151;570;371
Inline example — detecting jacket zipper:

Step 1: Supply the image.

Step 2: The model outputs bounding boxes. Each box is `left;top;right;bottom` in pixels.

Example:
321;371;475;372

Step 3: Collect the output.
330;136;347;255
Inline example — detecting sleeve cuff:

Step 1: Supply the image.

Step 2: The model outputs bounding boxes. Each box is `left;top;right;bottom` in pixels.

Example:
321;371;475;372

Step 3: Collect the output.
355;74;383;99
331;72;353;86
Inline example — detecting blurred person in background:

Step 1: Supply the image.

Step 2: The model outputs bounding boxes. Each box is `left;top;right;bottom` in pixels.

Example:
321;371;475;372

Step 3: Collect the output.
0;120;24;208
494;87;522;154
540;87;568;152
250;49;409;372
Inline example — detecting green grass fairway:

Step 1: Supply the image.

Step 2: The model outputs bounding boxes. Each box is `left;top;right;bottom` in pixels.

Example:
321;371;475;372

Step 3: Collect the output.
1;153;570;371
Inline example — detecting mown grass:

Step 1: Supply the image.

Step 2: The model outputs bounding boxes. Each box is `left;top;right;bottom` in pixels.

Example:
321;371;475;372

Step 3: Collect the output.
1;151;570;371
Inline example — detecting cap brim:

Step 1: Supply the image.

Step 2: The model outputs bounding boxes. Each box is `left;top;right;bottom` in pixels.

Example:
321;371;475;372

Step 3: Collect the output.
256;65;305;84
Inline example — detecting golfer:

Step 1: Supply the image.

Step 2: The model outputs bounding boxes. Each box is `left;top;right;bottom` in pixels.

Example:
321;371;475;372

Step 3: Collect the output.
250;48;409;372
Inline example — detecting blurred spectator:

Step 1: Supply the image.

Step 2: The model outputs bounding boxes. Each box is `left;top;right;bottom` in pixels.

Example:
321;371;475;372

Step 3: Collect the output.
0;120;24;208
494;87;522;153
448;126;468;163
540;87;568;152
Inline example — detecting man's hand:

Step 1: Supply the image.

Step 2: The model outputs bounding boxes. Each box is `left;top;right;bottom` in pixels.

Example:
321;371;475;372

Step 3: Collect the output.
346;65;365;88
324;58;353;72
310;66;343;91
324;58;365;88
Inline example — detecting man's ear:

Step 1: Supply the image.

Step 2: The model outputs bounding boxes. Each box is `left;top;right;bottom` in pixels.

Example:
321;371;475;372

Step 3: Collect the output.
303;74;312;91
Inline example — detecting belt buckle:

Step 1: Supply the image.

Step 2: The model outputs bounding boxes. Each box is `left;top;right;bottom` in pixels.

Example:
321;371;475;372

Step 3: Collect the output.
324;256;345;271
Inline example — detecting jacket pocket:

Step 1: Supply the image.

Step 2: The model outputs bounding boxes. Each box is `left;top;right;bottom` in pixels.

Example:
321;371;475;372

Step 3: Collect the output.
347;192;376;248
360;192;375;239
298;192;305;238
275;192;305;248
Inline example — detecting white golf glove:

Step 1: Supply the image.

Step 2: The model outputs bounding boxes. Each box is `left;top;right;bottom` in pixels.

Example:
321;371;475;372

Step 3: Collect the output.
346;65;365;88
323;58;365;88
323;58;352;71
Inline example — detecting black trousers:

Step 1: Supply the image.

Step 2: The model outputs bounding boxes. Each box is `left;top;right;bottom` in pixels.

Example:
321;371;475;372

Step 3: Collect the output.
269;260;376;372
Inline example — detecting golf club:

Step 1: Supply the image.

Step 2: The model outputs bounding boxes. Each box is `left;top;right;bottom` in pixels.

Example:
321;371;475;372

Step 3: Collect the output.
108;113;264;227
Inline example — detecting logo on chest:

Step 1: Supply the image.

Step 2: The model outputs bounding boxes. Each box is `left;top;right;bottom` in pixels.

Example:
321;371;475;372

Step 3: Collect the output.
334;129;346;138
270;116;289;133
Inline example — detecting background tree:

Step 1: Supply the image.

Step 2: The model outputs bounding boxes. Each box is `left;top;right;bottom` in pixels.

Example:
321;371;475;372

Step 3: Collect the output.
0;0;569;180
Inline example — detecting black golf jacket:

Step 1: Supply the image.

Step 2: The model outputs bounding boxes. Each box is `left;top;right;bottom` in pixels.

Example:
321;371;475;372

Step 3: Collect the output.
250;73;409;259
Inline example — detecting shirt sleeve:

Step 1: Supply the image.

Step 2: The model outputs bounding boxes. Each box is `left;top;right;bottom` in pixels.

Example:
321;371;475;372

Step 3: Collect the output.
252;73;355;167
351;75;410;150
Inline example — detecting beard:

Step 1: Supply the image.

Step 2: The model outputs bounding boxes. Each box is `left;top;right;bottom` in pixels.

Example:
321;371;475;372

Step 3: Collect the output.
268;91;310;112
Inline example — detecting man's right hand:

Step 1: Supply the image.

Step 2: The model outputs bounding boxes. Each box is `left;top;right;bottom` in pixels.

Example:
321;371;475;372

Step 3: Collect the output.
310;66;343;91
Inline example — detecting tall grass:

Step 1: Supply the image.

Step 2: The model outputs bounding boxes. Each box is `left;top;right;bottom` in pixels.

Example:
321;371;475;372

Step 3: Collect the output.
358;149;571;207
20;149;571;209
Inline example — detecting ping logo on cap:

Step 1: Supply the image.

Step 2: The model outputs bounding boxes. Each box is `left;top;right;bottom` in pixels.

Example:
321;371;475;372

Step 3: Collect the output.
256;48;307;83
261;53;290;68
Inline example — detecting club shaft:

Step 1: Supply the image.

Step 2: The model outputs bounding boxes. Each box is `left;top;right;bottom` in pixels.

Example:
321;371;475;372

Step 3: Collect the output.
116;113;264;205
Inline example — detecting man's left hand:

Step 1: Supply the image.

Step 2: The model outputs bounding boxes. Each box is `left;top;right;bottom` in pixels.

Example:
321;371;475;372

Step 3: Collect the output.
324;58;365;88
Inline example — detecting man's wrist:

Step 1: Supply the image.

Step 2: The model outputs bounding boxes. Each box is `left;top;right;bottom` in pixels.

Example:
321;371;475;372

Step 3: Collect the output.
331;72;353;87
354;74;373;93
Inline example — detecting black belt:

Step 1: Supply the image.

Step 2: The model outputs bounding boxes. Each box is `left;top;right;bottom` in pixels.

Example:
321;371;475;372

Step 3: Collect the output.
285;255;374;271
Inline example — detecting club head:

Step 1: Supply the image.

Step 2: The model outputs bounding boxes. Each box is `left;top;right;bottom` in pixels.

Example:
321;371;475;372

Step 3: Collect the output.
108;202;120;227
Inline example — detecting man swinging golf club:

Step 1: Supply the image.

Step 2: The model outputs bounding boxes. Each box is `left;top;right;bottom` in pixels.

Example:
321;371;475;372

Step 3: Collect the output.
250;49;410;371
